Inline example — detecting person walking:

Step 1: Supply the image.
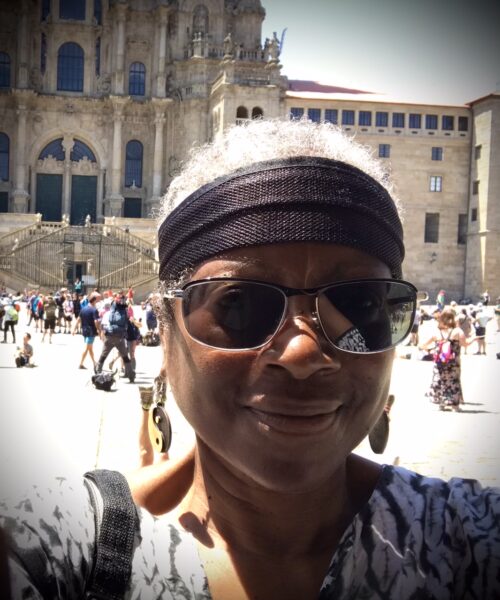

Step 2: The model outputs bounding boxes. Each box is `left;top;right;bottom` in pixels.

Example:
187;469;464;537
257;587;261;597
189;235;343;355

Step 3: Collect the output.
73;293;101;370
421;309;470;411
2;301;18;343
95;291;135;382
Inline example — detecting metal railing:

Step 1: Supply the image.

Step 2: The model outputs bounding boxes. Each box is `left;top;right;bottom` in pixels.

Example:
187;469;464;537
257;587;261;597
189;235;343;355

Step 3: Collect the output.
0;222;158;291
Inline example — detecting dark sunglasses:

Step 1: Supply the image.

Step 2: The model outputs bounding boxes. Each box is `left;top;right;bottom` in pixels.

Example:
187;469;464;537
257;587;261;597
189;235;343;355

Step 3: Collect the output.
164;278;417;354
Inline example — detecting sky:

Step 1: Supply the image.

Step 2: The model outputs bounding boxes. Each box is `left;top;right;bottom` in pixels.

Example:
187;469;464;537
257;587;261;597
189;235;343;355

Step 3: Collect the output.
262;0;500;105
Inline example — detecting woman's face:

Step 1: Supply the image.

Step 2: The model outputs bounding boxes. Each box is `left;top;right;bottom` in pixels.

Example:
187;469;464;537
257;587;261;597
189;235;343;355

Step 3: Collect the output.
162;242;394;493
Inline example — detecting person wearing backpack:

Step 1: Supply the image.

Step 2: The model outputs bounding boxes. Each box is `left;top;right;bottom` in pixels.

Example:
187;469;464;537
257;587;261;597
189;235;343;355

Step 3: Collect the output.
95;291;135;382
2;302;18;344
41;294;57;343
420;308;472;411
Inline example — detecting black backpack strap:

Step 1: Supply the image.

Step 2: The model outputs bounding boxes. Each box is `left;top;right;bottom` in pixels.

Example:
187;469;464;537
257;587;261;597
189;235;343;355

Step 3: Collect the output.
83;469;138;600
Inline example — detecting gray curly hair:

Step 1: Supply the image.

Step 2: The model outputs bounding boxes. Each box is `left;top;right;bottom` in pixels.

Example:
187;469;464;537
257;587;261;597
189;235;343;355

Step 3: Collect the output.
157;119;401;226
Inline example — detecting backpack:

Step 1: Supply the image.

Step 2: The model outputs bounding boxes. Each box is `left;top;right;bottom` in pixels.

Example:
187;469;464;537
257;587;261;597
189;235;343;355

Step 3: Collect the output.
433;331;455;364
83;470;137;599
44;301;57;319
5;305;18;322
142;331;160;346
91;371;116;391
106;305;128;336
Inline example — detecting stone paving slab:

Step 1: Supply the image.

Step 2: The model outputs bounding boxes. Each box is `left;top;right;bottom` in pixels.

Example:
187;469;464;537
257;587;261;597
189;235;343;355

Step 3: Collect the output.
0;307;498;498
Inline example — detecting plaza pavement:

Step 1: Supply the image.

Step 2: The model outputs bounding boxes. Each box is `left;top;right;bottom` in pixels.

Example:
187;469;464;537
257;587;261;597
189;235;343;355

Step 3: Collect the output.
0;306;499;500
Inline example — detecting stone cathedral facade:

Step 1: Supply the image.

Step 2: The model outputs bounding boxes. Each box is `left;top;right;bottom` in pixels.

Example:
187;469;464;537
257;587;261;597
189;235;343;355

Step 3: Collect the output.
0;0;284;224
0;0;498;300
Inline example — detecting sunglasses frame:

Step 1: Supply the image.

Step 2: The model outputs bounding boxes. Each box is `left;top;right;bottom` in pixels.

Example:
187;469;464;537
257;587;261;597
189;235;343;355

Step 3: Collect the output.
164;277;418;354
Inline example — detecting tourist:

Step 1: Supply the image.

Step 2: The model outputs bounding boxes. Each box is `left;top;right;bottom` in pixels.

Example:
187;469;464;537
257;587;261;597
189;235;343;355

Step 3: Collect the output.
62;293;74;333
1;120;499;598
14;332;33;368
421;308;470;411
473;303;491;355
73;292;101;370
41;294;57;344
95;291;135;382
2;301;18;344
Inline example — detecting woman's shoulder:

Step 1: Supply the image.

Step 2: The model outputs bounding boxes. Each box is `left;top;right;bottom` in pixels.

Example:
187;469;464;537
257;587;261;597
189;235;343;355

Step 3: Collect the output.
133;511;210;599
374;466;500;574
327;466;500;598
0;475;96;598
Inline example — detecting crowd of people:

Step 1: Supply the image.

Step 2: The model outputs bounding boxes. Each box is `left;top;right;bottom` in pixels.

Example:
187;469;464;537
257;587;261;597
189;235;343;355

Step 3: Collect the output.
0;285;160;378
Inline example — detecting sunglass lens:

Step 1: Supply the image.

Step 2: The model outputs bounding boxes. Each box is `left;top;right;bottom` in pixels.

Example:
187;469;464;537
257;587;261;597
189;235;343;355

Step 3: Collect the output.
182;281;286;349
318;281;416;352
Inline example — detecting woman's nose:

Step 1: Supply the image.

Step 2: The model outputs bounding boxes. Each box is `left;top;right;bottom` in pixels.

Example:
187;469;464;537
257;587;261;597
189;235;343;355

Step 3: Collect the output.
263;311;341;379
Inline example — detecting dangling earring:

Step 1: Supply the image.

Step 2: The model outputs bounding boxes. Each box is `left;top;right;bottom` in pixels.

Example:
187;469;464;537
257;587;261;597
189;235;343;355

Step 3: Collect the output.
148;374;172;453
369;394;395;454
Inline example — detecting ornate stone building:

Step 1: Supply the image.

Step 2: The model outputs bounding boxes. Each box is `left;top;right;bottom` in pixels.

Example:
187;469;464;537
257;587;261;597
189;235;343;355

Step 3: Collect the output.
0;0;498;300
283;84;500;300
0;0;284;224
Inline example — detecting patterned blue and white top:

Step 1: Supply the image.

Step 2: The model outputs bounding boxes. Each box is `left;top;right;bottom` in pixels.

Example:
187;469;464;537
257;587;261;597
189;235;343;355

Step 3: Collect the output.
1;465;499;599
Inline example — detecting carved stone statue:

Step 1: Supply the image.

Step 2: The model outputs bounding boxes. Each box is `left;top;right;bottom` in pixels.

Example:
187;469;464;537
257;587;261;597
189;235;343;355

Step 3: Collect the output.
269;31;280;61
97;74;111;94
85;214;91;227
223;33;233;58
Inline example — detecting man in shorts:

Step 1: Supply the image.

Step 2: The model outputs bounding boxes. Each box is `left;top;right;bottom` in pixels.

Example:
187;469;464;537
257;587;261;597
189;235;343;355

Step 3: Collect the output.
41;294;57;343
73;293;101;370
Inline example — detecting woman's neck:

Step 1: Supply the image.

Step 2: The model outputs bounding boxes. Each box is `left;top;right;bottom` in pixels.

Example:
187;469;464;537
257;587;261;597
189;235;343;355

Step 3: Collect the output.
176;443;380;558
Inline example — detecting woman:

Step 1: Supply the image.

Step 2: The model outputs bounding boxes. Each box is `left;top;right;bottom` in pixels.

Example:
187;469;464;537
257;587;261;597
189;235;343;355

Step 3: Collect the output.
421;309;469;411
1;120;499;599
62;293;74;334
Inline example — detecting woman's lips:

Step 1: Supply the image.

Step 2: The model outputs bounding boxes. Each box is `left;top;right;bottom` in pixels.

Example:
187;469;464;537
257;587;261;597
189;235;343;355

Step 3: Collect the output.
247;407;340;435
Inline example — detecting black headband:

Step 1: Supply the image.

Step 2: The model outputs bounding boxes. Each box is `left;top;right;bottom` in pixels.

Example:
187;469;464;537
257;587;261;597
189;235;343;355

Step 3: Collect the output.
158;156;404;280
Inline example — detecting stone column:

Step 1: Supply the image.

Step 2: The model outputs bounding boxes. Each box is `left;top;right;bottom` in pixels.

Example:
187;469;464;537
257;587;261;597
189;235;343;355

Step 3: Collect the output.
113;3;127;94
96;168;105;221
147;99;169;216
155;7;168;97
62;137;75;218
105;97;127;216
11;98;30;212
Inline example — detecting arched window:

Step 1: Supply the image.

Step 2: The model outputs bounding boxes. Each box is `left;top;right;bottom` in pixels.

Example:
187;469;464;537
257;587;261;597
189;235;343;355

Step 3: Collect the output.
125;140;143;188
57;42;84;91
236;106;248;119
0;133;9;181
129;62;145;96
252;107;264;119
193;5;209;35
70;139;96;162
39;138;65;161
59;0;86;20
0;53;11;88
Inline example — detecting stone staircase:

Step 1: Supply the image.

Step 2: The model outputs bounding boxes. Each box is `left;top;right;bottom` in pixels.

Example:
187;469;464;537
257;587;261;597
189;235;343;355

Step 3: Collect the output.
0;221;159;295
